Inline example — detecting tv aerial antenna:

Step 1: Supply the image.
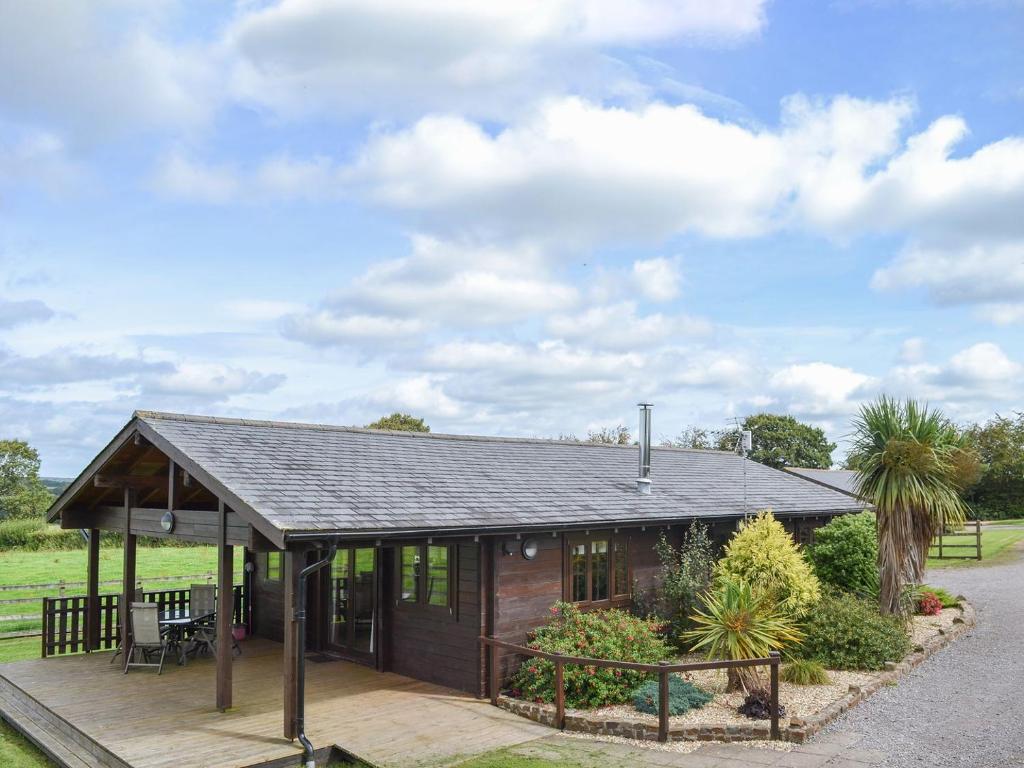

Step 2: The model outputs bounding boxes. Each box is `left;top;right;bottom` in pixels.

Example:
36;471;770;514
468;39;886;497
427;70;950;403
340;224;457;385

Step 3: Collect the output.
728;418;753;519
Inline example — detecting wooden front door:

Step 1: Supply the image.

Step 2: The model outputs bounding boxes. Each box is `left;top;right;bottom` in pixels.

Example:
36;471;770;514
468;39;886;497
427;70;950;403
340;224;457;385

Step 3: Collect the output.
327;547;377;662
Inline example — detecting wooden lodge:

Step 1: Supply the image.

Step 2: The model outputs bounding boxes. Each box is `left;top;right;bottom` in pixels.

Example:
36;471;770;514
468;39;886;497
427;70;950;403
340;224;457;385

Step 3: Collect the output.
0;409;864;767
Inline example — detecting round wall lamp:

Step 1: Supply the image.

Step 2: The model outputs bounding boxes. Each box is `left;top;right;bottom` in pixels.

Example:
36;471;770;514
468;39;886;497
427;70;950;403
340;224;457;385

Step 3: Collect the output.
521;539;539;560
160;511;176;533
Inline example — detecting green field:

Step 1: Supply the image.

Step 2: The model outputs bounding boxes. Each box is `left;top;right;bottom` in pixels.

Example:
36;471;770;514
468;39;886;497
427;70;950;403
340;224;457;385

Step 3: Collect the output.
0;545;244;664
1;716;53;767
927;527;1024;569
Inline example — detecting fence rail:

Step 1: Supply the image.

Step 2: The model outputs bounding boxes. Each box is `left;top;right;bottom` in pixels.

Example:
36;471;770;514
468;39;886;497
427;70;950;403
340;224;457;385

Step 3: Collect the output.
930;519;982;561
0;572;220;594
479;636;781;742
40;584;247;658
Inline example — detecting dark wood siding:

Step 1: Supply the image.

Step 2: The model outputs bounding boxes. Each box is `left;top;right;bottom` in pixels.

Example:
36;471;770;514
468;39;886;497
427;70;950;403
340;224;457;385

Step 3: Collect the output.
386;542;482;694
252;553;286;642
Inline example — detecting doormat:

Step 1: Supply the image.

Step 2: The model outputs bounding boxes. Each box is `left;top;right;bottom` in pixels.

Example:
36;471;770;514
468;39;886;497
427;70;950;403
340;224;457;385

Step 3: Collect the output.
306;653;340;663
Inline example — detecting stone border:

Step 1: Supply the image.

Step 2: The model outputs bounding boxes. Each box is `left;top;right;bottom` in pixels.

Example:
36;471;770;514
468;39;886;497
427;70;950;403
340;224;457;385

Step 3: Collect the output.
496;599;976;744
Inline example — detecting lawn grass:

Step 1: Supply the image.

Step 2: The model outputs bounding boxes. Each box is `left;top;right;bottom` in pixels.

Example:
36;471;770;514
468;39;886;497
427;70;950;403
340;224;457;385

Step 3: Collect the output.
0;545;244;664
0;720;53;767
984;518;1024;526
927;527;1024;569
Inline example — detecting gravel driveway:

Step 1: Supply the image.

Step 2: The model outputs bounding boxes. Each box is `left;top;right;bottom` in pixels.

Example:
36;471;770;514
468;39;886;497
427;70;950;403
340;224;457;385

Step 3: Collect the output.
820;551;1024;767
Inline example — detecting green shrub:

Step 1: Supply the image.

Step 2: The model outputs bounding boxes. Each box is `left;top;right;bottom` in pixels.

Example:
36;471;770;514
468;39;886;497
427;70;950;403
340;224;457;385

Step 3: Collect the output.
716;510;821;615
510;602;671;709
797;590;910;671
632;675;713;716
807;512;879;598
0;518;82;550
633;524;715;643
780;659;830;685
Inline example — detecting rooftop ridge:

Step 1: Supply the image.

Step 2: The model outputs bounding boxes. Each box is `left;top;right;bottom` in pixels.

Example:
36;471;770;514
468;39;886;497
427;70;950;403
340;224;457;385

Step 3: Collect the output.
133;410;738;456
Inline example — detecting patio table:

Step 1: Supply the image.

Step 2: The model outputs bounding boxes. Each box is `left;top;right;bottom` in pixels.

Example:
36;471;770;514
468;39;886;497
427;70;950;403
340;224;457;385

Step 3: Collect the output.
158;609;215;666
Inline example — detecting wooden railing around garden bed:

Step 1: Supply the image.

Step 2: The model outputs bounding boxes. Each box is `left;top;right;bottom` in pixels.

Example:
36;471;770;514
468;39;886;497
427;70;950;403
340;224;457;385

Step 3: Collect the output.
480;636;781;742
40;584;248;658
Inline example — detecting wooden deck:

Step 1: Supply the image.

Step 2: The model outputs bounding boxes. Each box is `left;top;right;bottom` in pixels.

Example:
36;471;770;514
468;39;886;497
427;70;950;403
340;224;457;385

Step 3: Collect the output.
0;639;548;768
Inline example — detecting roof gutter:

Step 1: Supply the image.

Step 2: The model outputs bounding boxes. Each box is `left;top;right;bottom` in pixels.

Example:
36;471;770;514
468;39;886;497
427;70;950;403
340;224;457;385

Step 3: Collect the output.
280;508;866;544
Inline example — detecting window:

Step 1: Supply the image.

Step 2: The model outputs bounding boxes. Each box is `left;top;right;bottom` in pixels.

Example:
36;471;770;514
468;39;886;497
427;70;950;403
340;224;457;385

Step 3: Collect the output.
400;546;420;602
398;543;455;610
613;539;629;596
264;551;282;581
426;546;449;606
566;533;630;605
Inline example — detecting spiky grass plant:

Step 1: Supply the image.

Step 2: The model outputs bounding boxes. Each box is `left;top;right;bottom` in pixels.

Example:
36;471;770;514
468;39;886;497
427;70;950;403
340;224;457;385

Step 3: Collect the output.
780;658;830;686
682;579;803;692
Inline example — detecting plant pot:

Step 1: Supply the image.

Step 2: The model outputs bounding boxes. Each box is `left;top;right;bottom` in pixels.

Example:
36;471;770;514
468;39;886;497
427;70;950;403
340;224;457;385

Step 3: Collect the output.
232;625;247;641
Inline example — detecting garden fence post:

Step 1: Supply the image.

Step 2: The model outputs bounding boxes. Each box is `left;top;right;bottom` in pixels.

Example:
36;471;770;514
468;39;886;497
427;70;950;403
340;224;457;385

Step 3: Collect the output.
769;652;781;740
489;641;499;706
976;519;982;561
554;653;565;730
658;661;669;742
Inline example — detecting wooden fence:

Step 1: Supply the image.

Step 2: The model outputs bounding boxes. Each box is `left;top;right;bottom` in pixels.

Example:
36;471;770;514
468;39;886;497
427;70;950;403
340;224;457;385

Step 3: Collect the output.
41;584;247;658
930;519;982;561
479;636;781;742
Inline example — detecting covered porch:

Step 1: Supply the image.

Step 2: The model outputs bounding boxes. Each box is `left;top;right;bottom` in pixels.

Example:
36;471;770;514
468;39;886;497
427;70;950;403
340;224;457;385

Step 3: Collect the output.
0;638;547;768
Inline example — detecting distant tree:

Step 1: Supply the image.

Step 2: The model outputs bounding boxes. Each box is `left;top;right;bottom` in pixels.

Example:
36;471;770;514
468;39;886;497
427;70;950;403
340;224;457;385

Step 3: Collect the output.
586;426;631;445
963;412;1024;519
719;414;836;469
366;413;430;432
665;426;720;450
0;439;54;520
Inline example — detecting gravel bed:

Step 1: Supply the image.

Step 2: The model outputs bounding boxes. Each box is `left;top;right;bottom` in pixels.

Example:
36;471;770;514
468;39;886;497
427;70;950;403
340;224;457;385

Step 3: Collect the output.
820;555;1024;767
559;730;793;754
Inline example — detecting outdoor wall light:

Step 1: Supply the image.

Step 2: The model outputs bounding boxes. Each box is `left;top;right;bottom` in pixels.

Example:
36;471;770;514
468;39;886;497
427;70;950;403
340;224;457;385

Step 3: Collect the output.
160;511;175;533
501;540;517;556
521;539;539;560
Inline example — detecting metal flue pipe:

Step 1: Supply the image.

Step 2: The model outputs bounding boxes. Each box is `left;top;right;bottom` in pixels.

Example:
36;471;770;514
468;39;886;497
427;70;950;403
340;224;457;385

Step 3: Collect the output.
636;403;653;495
294;541;338;768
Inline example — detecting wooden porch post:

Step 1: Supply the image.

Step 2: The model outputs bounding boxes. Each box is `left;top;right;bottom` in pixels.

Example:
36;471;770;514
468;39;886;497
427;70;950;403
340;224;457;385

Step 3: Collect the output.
282;549;299;740
216;500;234;711
121;488;136;652
86;528;100;651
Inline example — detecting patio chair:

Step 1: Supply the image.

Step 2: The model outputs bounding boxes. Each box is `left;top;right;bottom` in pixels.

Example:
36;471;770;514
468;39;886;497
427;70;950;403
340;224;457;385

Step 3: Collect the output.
110;587;145;665
124;602;168;675
185;584;241;659
187;584;217;658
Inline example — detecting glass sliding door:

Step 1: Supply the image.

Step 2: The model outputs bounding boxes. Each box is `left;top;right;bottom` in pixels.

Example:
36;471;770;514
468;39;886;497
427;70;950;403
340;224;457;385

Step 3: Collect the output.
328;546;377;661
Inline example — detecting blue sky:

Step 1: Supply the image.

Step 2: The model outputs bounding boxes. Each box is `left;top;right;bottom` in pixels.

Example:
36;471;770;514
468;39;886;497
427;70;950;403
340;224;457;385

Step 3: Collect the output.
1;0;1022;476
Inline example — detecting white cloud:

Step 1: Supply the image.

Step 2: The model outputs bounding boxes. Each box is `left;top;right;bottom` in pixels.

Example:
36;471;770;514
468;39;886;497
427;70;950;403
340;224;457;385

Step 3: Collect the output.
283;235;580;349
0;130;80;193
899;337;926;364
141;361;285;398
0;1;218;140
547;302;709;351
0;298;55;329
631;257;681;302
225;0;766;120
282;311;428;347
945;342;1022;384
768;362;877;417
153;152;241;204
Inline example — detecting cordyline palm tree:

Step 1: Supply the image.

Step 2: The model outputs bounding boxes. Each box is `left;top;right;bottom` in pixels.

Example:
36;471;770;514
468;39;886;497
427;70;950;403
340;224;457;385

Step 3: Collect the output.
849;396;978;615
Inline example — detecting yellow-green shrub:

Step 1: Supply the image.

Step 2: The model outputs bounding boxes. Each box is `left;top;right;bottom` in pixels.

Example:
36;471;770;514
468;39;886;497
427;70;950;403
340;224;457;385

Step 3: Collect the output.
716;510;821;615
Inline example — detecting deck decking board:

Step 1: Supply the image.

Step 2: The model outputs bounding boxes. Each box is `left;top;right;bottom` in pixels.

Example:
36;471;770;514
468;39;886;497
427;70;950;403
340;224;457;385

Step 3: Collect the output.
0;638;547;768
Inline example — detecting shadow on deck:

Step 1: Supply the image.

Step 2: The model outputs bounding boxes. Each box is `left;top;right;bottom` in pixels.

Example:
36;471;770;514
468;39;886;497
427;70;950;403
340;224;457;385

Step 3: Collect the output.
0;638;547;768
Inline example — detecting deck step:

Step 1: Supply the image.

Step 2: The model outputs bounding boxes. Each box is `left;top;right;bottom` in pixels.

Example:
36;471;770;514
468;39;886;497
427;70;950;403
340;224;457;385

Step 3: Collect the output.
0;677;128;768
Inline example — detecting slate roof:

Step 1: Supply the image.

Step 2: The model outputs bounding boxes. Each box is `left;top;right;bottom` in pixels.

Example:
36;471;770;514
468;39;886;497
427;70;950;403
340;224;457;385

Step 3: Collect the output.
783;467;861;497
125;411;865;539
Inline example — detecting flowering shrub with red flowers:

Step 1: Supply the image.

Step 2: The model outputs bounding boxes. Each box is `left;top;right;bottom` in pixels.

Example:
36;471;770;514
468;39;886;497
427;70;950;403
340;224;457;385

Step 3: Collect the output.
509;601;672;709
916;591;942;616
